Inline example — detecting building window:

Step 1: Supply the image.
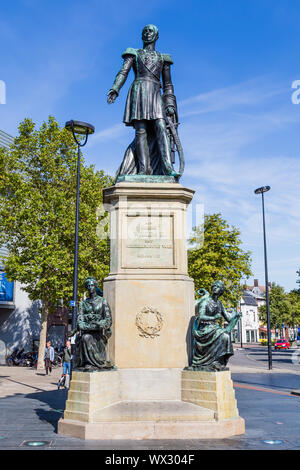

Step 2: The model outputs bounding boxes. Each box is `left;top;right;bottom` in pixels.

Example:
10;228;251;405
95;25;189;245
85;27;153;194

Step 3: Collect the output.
0;271;14;303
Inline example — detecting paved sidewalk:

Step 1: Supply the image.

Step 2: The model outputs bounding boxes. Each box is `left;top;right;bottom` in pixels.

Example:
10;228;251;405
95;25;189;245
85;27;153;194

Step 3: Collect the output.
1;363;300;450
0;365;62;398
231;344;300;375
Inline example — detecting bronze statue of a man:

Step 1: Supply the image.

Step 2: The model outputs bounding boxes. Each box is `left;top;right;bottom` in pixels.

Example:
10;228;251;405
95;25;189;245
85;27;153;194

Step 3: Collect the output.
107;24;182;178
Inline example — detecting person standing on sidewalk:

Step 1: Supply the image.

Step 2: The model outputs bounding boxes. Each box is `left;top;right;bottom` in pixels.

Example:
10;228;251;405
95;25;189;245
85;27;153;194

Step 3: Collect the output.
62;340;72;377
44;340;54;375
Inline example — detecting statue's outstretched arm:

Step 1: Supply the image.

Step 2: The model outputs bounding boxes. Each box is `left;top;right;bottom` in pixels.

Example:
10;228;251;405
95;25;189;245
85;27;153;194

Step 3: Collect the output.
108;55;134;102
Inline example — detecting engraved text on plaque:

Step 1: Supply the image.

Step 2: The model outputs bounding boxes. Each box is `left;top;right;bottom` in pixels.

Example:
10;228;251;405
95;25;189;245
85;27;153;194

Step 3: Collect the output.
123;214;175;268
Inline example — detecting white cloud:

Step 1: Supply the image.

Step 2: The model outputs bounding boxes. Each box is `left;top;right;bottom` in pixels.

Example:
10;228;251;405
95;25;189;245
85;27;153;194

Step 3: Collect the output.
91;124;127;145
179;76;287;117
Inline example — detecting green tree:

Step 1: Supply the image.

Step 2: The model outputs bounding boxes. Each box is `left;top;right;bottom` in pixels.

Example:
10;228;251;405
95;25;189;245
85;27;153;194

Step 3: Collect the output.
258;283;293;335
0;116;113;368
188;213;252;306
287;289;300;332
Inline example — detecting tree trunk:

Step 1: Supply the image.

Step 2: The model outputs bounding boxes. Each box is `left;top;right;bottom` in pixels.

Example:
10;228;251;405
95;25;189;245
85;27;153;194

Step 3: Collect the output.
36;301;49;371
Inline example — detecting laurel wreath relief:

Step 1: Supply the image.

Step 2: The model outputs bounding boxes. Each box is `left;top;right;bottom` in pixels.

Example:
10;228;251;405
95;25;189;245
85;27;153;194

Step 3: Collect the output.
135;306;163;338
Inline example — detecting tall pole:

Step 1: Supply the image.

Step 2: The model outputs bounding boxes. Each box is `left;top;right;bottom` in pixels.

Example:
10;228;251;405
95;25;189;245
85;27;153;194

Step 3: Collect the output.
65;120;95;379
239;280;246;348
261;191;272;370
240;311;243;349
71;143;81;376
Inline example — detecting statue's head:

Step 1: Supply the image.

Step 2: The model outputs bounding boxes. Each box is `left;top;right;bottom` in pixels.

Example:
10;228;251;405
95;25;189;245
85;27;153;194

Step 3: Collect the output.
84;276;98;293
211;280;225;297
142;24;159;44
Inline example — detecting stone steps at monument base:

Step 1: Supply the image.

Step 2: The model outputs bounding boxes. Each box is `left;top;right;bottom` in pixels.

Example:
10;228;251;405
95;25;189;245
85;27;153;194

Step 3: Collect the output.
58;416;246;440
64;399;215;423
182;397;239;420
181;387;236;403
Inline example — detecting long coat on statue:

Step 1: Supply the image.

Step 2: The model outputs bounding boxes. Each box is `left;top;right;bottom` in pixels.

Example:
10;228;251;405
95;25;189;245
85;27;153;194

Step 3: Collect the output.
110;47;178;177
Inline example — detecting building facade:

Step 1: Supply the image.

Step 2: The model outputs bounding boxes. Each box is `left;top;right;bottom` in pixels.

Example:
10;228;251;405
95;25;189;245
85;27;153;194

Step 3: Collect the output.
239;291;261;343
231;290;260;344
246;279;277;340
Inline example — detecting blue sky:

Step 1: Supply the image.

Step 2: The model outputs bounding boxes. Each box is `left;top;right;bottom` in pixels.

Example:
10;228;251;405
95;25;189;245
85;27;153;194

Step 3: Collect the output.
1;0;300;291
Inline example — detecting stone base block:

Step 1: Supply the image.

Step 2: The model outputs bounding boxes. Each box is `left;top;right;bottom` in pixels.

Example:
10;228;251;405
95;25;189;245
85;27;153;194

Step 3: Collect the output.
91;400;215;423
62;369;182;422
58;415;245;440
63;369;120;422
58;368;245;440
104;277;194;368
119;368;182;401
181;370;240;420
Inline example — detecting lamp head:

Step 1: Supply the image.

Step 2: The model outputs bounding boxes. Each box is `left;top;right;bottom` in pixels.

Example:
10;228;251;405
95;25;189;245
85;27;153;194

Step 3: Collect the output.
65;120;95;136
254;186;271;195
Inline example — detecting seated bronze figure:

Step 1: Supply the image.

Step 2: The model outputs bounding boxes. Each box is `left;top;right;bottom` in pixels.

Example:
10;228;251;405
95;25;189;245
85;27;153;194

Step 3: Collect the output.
71;277;114;371
189;281;241;371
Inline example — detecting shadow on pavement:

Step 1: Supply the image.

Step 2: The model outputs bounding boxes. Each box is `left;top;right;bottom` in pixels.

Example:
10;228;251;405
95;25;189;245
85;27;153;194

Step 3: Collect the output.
25;388;68;432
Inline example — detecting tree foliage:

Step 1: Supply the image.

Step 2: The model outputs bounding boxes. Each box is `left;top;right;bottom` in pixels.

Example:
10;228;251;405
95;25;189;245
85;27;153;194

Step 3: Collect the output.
258;283;295;330
188;213;252;306
0;116;113;365
287;289;300;326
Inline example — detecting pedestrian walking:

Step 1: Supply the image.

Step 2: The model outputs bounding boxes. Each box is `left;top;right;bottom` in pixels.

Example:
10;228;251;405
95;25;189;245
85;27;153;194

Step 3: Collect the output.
57;340;72;389
44;340;54;375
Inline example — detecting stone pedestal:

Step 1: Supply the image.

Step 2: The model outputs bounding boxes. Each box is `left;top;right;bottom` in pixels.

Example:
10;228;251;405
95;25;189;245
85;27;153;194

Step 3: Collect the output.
102;182;195;369
62;370;120;423
58;182;245;440
182;370;243;422
58;368;245;440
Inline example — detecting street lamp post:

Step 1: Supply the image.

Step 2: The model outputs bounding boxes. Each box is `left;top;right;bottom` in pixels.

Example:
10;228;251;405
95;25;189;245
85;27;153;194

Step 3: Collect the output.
239;279;247;348
65;120;95;376
254;185;272;370
239;308;243;349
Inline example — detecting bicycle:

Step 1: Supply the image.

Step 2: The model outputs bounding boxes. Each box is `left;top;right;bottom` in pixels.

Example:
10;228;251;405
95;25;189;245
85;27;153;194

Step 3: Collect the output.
52;352;63;368
57;372;70;390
